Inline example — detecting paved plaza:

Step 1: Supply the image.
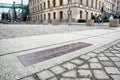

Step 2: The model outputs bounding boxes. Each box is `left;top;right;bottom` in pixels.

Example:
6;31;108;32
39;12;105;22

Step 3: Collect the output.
0;23;120;80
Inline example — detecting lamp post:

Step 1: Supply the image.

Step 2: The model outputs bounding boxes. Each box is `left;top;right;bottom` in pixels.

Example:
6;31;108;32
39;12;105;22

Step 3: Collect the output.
21;0;23;21
68;0;72;25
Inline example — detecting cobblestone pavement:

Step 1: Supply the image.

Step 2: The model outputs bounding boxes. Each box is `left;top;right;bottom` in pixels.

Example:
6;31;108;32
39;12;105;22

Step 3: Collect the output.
18;39;120;80
0;24;99;40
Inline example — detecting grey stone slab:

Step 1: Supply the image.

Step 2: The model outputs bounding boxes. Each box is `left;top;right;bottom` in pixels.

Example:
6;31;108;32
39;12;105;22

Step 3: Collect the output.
101;61;115;67
109;57;120;61
110;50;120;54
78;64;89;69
78;69;92;77
88;58;99;62
90;63;102;69
93;70;109;79
115;54;120;57
62;62;77;70
62;70;76;78
98;57;109;61
71;59;84;65
86;52;97;57
49;77;57;80
110;75;120;80
104;53;115;57
75;78;91;80
114;62;120;67
60;78;74;80
20;76;35;80
37;70;54;79
80;55;91;60
105;67;120;74
98;53;105;57
50;66;66;74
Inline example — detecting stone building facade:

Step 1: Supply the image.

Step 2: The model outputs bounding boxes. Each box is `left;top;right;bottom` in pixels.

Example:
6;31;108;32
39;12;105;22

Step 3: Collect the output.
29;0;117;22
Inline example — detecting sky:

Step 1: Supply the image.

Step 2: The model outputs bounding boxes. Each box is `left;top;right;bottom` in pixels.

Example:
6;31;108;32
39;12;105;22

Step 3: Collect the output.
0;0;28;13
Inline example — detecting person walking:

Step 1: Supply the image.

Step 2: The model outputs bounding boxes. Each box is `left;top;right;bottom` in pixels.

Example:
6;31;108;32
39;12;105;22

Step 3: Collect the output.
109;15;114;21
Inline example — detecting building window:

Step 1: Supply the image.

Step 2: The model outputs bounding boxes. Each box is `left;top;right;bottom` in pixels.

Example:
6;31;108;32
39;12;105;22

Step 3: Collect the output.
91;0;93;8
60;0;63;6
60;11;63;19
44;14;46;20
86;12;88;19
53;12;56;19
44;2;46;9
99;1;101;9
53;0;56;7
48;0;50;8
80;0;82;5
86;0;88;6
80;11;82;18
48;13;50;20
41;14;42;21
41;4;42;10
95;0;98;9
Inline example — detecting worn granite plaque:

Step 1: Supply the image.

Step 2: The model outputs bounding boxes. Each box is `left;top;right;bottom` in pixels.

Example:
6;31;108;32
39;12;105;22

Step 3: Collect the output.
18;42;92;66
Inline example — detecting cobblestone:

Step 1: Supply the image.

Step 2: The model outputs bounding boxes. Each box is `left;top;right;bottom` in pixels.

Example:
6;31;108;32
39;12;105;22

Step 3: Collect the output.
93;70;109;79
37;70;54;79
50;66;66;74
62;62;77;70
105;67;120;74
90;63;102;69
20;77;35;80
110;75;120;80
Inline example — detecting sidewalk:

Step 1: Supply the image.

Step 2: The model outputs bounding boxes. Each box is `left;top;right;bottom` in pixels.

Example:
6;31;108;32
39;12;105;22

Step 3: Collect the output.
0;27;120;80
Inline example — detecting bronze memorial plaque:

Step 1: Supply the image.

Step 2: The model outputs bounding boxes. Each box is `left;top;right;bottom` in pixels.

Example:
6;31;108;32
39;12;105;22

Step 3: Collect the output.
18;42;92;66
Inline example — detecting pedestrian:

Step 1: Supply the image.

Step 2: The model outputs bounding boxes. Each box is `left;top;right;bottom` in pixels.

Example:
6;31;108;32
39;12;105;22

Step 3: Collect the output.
97;14;102;23
109;15;114;21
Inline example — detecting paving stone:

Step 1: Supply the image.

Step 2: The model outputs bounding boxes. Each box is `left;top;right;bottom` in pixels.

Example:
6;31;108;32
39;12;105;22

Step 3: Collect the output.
37;70;54;79
75;78;91;80
60;78;74;80
110;50;120;54
101;61;115;67
48;77;57;80
80;55;91;60
62;62;77;70
90;63;102;69
110;75;120;80
88;58;99;62
105;67;120;74
50;66;66;74
104;53;115;57
92;50;101;54
21;76;35;80
113;46;120;50
98;53;105;57
115;54;120;57
71;59;84;65
114;62;120;67
109;57;120;61
78;69;92;77
86;52;97;57
93;70;109;79
62;70;76;78
98;57;109;61
78;64;89;69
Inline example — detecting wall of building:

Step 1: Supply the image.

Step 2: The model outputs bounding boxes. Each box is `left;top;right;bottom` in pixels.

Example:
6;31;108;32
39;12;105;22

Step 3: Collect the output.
29;0;117;22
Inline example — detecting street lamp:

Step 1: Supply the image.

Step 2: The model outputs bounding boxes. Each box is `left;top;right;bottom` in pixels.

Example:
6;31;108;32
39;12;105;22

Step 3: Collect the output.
68;0;72;25
21;0;23;21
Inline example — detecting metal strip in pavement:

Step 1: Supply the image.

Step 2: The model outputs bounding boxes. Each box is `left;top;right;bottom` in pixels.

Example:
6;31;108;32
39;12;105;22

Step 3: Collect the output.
17;42;92;67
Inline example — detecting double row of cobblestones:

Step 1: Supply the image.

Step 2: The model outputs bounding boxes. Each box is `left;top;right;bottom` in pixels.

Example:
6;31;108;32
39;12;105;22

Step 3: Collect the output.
19;39;120;80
